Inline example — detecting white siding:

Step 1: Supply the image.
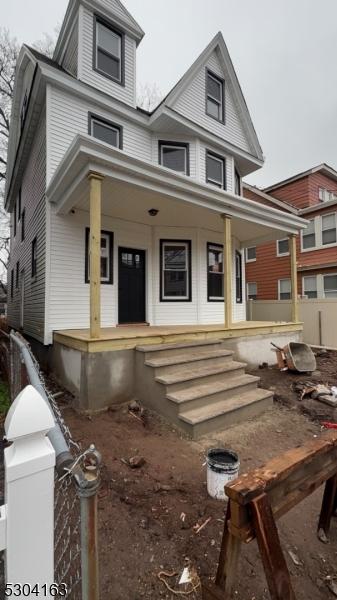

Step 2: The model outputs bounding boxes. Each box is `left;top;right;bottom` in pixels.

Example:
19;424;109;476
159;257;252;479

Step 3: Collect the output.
47;86;152;181
173;50;251;154
61;17;78;77
95;0;140;28
79;5;136;107
7;109;47;342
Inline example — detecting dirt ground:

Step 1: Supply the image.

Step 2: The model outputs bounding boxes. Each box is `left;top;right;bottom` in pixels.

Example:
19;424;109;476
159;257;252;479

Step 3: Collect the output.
61;349;337;599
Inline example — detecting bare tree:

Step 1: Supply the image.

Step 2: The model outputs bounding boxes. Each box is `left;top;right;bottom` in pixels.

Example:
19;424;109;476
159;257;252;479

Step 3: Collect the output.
137;82;163;112
33;27;60;59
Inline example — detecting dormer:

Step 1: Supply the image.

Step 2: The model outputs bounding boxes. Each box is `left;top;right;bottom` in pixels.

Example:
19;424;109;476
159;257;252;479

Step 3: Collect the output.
53;0;144;108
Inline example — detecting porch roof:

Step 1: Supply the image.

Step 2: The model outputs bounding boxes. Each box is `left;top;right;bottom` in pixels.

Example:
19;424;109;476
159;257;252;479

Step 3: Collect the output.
46;135;308;246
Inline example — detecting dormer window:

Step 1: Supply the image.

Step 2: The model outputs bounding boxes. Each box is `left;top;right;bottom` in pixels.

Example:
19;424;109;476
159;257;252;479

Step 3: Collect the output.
206;70;224;122
94;16;124;84
159;142;189;175
89;113;122;149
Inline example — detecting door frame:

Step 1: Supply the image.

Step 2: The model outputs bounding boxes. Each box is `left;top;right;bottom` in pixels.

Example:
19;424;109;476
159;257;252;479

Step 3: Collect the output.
117;246;147;324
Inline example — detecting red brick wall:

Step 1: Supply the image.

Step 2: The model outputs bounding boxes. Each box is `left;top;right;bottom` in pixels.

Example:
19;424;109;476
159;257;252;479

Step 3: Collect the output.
268;172;337;209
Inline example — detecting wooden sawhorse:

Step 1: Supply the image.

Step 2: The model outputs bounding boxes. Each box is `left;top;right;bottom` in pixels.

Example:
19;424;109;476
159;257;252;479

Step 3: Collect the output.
203;430;337;600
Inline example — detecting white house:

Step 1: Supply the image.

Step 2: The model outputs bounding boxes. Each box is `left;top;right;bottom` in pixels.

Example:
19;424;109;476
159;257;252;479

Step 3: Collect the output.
6;0;307;435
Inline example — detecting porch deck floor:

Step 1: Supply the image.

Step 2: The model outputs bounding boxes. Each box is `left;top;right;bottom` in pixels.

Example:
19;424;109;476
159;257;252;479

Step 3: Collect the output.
54;320;302;352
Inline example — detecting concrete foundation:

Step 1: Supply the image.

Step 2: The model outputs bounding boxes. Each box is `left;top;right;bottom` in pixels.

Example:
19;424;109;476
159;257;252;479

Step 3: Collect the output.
222;330;302;366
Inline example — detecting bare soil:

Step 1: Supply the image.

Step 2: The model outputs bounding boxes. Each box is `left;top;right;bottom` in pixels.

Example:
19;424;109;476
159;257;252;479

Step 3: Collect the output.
61;350;337;600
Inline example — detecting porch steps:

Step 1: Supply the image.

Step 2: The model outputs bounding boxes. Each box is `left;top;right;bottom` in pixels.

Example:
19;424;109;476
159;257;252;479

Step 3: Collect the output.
135;339;273;439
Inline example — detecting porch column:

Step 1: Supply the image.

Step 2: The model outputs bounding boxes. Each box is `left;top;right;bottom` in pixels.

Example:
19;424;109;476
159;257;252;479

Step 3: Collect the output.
289;233;299;323
88;172;104;338
222;215;232;328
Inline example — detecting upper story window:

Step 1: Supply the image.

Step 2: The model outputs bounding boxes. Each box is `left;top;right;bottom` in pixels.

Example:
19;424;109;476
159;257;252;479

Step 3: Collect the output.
89;114;122;149
276;238;289;256
159;142;189;175
206;152;226;189
94;16;124;84
302;218;316;249
207;243;223;300
321;213;337;246
206;70;224;122
245;246;256;262
234;168;241;195
319;187;337;203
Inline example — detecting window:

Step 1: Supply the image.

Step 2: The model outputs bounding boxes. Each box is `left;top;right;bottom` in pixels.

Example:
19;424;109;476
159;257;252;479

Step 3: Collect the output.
31;238;37;278
89;114;122;148
234;168;241;195
206;70;224;122
159;142;189;175
15;262;19;289
276;238;289;256
303;276;317;299
279;278;291;300
323;274;337;298
245;246;256;262
10;269;14;299
21;209;25;242
235;251;242;303
207;243;223;300
160;240;191;301
85;229;114;284
321;213;337;246
206;152;226;189
319;188;336;202
247;282;257;300
94;16;123;84
302;219;316;249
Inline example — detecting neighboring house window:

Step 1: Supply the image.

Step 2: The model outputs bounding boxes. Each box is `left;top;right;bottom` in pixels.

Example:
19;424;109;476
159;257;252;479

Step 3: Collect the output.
235;251;242;303
10;269;14;299
31;238;37;278
206;152;226;189
206;70;224;122
247;282;257;300
276;238;289;256
323;274;337;298
159;142;189;175
245;246;256;262
13;201;17;237
234;168;241;195
207;243;223;300
89;114;122;148
21;209;25;242
321;213;337;246
279;278;291;300
160;240;191;301
15;262;19;289
302;219;316;249
94;16;124;84
303;276;317;299
85;229;114;284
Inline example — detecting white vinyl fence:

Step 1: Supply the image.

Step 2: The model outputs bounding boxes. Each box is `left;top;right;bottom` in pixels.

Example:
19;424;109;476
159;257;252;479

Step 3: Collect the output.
250;298;337;348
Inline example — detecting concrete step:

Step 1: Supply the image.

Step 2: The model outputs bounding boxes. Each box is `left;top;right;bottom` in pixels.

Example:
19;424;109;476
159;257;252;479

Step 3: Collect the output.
156;361;250;393
136;339;223;360
146;348;234;375
167;373;260;412
179;388;274;439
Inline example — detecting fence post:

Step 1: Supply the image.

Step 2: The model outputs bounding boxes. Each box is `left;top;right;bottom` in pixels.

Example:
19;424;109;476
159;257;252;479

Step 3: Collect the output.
4;385;56;586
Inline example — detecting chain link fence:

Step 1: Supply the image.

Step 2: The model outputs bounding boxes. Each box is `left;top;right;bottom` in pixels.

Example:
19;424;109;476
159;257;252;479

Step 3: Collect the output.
1;331;100;599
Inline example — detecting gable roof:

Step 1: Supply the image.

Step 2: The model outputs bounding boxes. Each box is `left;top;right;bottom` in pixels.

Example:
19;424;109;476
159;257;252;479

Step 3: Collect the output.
150;32;263;162
264;163;337;193
243;183;298;214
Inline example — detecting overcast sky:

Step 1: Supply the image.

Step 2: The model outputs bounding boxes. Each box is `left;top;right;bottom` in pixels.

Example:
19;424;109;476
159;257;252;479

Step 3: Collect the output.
2;0;337;187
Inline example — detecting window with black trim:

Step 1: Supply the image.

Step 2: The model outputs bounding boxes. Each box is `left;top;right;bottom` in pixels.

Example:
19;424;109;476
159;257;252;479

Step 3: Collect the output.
31;238;37;278
159;142;189;175
21;209;25;242
206;70;224;122
234;168;241;195
94;16;124;84
89;114;122;148
207;243;223;300
160;240;191;301
15;261;19;289
85;229;114;284
235;251;242;303
206;152;226;189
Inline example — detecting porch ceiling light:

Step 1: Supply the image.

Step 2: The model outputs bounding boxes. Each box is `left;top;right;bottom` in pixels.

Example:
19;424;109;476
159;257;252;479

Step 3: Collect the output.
148;208;159;216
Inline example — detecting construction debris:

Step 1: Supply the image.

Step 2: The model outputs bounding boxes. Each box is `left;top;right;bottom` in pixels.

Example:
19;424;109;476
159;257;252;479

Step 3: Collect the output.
294;381;337;407
193;516;212;534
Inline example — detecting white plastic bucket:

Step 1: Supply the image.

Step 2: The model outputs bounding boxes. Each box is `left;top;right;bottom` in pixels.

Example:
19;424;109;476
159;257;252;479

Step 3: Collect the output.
206;448;240;500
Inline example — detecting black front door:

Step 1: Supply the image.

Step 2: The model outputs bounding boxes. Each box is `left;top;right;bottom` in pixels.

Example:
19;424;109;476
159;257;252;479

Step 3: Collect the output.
118;247;146;324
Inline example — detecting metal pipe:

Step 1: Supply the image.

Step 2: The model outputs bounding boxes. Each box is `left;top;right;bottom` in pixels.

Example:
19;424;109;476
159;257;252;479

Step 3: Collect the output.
9;331;73;473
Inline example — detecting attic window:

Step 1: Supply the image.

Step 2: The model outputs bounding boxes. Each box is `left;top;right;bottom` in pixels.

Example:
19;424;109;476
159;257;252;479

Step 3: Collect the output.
94;16;124;84
206;70;224;122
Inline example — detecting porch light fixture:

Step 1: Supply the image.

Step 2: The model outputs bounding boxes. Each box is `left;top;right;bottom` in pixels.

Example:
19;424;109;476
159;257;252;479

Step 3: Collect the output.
148;208;159;216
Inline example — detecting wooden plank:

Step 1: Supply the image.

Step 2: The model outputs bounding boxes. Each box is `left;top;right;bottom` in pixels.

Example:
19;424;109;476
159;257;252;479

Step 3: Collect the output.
88;172;103;339
289;234;299;324
318;474;337;536
216;502;241;594
251;494;296;600
222;215;232;329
